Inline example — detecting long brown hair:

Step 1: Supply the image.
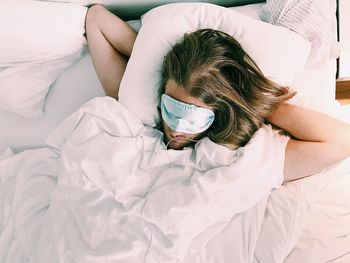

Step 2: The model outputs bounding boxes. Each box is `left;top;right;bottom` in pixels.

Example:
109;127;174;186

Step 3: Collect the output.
161;29;295;148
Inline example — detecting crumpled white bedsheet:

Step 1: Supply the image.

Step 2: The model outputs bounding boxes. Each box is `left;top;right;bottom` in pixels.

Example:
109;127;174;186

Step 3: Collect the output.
0;96;310;263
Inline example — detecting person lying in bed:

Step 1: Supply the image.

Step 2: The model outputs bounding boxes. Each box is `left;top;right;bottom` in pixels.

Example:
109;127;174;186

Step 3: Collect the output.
85;5;350;183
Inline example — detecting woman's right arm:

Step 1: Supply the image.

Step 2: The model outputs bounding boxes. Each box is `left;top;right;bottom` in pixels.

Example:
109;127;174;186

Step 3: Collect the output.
267;103;350;183
85;5;137;99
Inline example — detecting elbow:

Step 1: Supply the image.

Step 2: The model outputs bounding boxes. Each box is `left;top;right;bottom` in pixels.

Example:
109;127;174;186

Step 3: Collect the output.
341;125;350;158
334;139;350;162
333;123;350;161
85;4;105;31
342;140;350;159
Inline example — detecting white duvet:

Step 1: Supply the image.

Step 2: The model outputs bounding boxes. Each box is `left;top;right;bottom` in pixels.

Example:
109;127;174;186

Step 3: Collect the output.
1;97;350;263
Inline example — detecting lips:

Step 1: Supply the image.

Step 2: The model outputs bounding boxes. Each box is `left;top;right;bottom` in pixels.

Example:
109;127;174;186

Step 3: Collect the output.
169;132;186;140
167;132;187;143
172;137;186;143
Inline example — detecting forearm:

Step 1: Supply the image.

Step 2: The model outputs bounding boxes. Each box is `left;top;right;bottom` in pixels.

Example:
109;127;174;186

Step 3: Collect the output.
267;103;350;146
267;103;350;182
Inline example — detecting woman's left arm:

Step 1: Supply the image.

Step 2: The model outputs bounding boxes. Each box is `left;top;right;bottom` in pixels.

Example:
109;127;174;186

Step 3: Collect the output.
266;103;350;183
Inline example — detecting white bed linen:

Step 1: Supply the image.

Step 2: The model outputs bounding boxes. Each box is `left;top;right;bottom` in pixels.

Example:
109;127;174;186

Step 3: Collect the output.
284;160;350;263
1;96;350;263
0;18;141;155
0;51;103;154
0;96;290;262
1;3;350;262
0;0;87;118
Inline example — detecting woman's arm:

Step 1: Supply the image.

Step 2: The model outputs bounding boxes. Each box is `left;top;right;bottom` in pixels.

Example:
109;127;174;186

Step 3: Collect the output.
85;5;137;99
267;103;350;183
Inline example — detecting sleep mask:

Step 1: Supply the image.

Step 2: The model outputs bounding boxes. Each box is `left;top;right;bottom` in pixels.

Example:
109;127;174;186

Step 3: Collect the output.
160;94;215;134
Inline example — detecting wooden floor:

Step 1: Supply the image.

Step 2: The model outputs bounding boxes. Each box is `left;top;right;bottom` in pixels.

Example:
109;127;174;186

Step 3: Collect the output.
336;80;350;105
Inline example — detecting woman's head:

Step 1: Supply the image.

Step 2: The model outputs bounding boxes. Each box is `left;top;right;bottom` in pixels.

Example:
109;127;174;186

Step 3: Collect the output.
161;29;295;150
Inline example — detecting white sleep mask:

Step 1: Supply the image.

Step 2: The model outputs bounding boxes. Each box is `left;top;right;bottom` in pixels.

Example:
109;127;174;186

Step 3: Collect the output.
160;94;215;134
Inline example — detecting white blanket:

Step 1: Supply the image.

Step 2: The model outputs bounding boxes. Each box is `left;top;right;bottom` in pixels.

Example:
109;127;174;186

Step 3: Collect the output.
0;97;297;262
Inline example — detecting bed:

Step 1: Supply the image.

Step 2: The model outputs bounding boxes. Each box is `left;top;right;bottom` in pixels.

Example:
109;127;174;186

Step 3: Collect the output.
1;0;350;262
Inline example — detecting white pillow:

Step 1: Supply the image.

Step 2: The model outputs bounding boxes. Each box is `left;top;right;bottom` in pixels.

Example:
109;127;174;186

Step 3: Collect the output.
259;0;339;69
118;2;311;127
0;0;87;118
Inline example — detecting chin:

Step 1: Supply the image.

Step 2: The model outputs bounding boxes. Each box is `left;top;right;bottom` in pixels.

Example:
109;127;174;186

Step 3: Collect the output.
167;141;188;150
165;135;190;150
162;123;201;150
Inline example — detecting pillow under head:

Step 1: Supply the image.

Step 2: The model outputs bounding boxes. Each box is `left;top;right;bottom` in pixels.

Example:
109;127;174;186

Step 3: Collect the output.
118;2;311;127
